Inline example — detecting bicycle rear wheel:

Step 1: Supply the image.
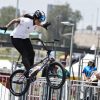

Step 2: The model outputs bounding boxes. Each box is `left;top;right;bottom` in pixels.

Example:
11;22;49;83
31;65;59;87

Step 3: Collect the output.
46;62;66;89
9;69;30;96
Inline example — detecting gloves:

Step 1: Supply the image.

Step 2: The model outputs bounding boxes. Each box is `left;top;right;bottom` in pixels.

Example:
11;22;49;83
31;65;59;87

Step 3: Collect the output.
42;22;51;30
0;26;7;33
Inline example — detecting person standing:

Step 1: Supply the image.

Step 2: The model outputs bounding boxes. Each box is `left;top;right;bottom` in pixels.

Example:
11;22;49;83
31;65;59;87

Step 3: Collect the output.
82;60;97;81
82;60;97;100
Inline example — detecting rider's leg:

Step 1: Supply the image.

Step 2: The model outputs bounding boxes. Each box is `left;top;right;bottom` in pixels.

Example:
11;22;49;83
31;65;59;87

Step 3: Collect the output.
24;38;35;67
11;37;32;71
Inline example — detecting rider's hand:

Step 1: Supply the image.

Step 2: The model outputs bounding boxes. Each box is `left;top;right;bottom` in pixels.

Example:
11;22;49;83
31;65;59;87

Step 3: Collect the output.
3;26;7;33
0;26;7;32
42;22;51;30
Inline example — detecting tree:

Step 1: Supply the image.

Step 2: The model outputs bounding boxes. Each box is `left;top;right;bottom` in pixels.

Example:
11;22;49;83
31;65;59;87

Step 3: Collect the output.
70;10;82;29
47;3;82;47
0;6;20;29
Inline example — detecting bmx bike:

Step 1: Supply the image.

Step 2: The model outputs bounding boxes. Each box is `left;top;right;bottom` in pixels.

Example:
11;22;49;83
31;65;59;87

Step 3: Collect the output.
0;27;68;96
9;38;67;96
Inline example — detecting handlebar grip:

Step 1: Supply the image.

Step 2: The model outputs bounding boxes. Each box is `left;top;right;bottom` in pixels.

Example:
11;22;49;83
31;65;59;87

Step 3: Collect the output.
42;22;51;29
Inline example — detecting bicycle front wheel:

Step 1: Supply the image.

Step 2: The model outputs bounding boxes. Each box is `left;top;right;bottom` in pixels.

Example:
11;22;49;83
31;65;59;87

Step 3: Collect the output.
46;62;66;89
9;70;30;96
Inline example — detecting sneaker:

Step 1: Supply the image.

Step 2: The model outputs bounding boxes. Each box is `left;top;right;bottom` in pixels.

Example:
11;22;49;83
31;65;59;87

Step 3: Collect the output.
25;65;33;71
24;71;29;77
29;65;33;69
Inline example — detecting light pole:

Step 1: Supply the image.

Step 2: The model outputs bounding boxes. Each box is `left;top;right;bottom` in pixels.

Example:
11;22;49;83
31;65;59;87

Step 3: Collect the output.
11;2;20;100
15;0;19;18
61;21;75;100
10;1;19;100
61;22;74;74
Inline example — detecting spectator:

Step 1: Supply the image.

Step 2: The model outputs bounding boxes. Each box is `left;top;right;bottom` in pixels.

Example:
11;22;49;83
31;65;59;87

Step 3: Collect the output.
82;60;97;81
82;60;98;100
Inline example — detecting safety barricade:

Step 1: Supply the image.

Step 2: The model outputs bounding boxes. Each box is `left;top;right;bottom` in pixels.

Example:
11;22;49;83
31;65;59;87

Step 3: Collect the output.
67;80;100;100
27;78;100;100
0;75;100;100
0;74;10;100
27;77;66;100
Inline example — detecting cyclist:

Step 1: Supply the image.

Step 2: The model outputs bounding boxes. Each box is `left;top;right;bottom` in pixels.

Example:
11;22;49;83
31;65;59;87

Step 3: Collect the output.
3;10;47;71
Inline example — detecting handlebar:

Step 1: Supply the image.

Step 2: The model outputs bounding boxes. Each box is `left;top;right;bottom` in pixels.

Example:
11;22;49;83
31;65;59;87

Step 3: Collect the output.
31;38;60;51
44;39;59;44
31;38;47;50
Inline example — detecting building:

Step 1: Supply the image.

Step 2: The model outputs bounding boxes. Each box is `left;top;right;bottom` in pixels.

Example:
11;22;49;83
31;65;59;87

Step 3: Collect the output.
74;30;100;48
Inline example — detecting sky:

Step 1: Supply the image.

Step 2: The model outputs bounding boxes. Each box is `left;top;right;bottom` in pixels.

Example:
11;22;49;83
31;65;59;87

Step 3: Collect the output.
0;0;100;30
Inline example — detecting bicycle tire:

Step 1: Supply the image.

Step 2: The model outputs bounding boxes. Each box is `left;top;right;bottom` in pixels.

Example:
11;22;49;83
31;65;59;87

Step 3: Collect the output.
46;61;66;89
9;69;30;96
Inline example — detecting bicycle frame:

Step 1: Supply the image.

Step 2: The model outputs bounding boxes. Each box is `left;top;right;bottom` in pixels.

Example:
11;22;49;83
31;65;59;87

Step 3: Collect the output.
27;38;55;77
29;51;52;77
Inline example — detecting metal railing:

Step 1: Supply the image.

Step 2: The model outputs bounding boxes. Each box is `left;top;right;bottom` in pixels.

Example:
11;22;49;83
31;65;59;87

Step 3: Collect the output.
27;77;66;100
0;74;100;100
66;80;100;100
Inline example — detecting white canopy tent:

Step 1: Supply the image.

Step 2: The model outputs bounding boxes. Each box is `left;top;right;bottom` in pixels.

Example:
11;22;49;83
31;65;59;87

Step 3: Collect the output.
0;60;12;70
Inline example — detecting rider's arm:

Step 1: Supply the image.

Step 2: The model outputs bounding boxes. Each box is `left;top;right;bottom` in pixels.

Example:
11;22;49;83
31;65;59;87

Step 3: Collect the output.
83;73;90;81
5;18;20;28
